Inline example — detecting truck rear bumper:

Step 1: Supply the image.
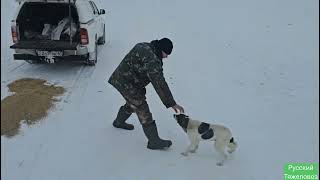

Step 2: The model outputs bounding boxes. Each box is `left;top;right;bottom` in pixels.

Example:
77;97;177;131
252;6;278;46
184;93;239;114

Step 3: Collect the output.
13;53;88;62
12;46;89;62
10;40;89;62
15;48;88;55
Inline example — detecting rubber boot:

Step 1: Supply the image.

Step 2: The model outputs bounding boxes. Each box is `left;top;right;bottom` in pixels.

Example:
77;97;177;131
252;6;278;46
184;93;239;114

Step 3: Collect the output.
142;121;172;150
113;105;134;130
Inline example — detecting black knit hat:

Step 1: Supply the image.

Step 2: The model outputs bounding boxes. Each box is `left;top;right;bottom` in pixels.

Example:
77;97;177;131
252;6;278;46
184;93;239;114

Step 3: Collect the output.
159;38;173;55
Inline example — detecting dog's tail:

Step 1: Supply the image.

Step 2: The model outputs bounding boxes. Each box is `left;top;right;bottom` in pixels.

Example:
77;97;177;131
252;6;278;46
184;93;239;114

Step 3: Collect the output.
227;137;237;153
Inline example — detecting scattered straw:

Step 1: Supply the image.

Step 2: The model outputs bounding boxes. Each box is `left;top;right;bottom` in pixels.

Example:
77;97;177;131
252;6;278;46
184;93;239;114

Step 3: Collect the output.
1;78;65;137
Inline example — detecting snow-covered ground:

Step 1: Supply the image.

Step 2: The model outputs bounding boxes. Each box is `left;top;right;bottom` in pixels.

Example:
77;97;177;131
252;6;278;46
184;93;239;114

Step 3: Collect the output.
1;0;319;179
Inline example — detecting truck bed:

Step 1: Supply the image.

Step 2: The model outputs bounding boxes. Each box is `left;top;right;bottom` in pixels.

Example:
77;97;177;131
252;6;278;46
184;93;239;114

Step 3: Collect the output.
10;40;79;50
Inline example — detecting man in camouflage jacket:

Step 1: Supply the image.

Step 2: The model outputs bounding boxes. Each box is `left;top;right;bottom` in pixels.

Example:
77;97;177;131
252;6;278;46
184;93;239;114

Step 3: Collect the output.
108;38;184;150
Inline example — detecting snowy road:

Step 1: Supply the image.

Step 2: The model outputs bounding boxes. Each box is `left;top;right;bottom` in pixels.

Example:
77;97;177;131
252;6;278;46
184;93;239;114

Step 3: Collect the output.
1;0;319;180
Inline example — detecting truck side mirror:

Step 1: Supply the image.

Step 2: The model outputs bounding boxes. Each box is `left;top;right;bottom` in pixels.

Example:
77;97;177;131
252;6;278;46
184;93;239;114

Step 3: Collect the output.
100;9;105;15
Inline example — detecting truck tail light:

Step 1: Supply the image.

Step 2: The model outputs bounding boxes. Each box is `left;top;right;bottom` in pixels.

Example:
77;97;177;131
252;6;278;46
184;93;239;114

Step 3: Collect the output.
11;25;19;43
80;28;89;45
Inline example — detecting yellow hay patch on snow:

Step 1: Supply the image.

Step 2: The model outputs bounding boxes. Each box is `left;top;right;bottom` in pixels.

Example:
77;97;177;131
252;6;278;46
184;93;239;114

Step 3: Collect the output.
1;78;65;137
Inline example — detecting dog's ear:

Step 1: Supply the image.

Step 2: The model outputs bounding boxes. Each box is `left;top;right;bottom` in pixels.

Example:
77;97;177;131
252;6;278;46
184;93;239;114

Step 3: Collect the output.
180;114;186;120
173;114;180;120
176;115;189;130
181;114;189;119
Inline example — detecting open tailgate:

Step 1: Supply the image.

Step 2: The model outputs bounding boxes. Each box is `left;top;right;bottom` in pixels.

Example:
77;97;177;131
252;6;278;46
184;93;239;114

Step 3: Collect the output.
10;40;78;50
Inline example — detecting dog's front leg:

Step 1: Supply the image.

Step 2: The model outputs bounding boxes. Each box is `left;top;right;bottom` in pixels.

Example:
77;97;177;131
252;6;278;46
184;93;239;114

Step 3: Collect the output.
181;144;192;156
181;143;197;156
181;135;199;156
189;140;199;153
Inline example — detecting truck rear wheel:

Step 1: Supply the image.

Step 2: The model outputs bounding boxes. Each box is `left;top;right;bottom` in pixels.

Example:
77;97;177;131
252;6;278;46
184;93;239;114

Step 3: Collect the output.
97;25;105;45
86;43;97;66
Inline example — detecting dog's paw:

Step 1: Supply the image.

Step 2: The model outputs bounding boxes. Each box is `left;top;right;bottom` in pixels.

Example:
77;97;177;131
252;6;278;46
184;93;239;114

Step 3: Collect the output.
181;152;189;156
227;149;234;154
216;162;224;166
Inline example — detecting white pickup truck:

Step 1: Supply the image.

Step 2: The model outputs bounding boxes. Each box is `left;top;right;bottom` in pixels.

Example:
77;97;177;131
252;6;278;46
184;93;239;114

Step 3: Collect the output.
10;0;107;65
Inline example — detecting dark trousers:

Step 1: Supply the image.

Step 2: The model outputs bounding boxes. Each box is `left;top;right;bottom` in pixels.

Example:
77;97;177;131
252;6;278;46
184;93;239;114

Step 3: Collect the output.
117;88;153;125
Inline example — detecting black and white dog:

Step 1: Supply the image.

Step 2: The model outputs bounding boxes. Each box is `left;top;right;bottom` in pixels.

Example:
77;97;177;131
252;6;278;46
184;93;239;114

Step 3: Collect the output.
173;114;237;166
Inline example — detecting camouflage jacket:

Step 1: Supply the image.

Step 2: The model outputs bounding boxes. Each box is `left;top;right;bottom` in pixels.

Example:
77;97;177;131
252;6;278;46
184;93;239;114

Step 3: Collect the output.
108;41;176;108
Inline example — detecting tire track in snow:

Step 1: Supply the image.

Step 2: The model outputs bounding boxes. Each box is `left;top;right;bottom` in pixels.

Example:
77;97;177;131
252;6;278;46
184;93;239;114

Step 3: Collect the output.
11;64;96;180
5;62;49;83
62;65;96;104
8;61;27;73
